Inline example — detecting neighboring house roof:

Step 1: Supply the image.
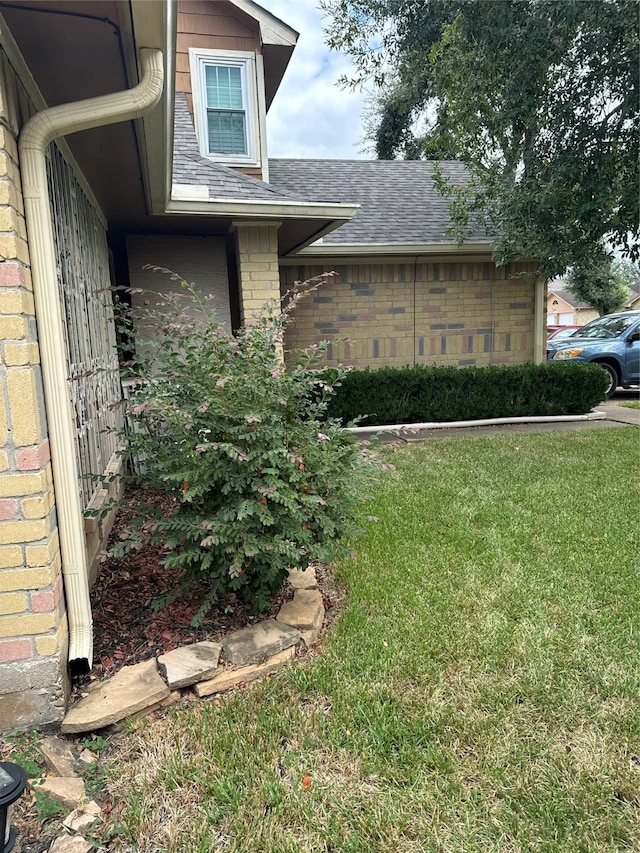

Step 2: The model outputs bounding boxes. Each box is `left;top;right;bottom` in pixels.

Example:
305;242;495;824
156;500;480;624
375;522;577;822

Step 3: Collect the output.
268;159;492;249
172;93;305;204
548;287;592;309
626;283;640;307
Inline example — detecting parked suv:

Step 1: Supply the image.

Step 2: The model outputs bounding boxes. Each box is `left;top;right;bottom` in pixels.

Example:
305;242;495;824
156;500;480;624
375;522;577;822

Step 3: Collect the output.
547;310;640;397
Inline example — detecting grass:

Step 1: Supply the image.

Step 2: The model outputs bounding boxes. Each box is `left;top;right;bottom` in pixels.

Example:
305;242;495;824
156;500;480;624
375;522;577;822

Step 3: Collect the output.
619;401;640;410
106;427;640;853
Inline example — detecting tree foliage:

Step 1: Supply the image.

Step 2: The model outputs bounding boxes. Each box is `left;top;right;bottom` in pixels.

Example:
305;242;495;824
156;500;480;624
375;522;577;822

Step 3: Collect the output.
611;258;640;292
322;0;640;278
567;245;632;316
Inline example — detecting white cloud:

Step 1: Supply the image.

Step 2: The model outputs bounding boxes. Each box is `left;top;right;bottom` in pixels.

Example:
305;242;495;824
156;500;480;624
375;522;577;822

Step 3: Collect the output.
258;0;372;159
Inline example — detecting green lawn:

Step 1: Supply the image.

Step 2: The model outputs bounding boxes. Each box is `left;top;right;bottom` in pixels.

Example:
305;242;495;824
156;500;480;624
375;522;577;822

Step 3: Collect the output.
107;427;640;853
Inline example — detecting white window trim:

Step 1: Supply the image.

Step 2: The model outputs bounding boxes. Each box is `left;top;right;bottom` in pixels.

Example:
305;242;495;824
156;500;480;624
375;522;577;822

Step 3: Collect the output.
189;48;261;167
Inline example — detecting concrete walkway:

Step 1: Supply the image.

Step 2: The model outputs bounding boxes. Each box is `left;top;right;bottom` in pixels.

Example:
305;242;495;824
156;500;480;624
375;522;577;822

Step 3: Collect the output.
597;398;640;425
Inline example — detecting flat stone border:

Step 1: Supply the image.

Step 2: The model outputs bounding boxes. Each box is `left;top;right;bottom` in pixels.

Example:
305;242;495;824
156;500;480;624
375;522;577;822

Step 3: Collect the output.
61;566;323;735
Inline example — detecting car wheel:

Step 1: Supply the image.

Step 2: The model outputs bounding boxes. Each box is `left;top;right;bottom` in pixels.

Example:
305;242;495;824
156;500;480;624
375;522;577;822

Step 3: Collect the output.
597;362;619;398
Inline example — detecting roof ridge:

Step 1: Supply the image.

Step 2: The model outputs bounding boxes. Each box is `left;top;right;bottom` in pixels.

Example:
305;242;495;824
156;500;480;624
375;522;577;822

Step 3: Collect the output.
268;158;467;166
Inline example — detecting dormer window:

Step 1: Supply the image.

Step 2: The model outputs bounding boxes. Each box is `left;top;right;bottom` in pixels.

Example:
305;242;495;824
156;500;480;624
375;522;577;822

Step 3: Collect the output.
205;64;246;155
189;48;262;167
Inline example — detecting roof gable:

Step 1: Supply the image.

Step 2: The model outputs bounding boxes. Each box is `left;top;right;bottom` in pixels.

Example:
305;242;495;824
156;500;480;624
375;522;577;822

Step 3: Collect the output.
227;0;297;46
548;287;592;309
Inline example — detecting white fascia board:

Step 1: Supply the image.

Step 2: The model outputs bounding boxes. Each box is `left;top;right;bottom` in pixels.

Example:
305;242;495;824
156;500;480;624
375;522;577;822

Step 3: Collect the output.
292;241;495;257
165;196;359;222
228;0;298;46
130;0;177;215
279;253;501;266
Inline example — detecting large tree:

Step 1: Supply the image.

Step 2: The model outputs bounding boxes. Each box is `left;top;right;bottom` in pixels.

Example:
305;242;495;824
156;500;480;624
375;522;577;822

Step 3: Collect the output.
322;0;640;279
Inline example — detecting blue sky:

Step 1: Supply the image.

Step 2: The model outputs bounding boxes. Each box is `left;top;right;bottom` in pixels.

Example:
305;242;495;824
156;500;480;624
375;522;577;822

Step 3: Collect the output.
258;0;371;159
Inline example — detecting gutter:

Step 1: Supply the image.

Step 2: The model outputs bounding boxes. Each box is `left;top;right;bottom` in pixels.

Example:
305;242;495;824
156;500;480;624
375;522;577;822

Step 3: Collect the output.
346;411;606;436
290;241;495;257
19;48;164;676
166;193;359;222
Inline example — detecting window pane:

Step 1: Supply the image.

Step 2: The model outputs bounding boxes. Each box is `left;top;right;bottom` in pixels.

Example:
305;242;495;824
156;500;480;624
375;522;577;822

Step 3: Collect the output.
207;110;247;155
205;64;243;110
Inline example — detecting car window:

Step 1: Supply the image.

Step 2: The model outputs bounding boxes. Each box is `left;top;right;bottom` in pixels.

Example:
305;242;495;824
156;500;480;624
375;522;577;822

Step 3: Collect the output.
553;328;579;340
575;315;640;339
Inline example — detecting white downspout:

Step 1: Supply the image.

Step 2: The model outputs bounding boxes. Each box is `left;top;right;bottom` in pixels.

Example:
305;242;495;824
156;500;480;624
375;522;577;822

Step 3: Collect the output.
19;48;164;675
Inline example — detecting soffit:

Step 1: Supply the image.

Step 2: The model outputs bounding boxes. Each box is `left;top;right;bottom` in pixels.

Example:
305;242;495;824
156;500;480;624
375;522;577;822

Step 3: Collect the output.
0;0;148;222
109;212;337;255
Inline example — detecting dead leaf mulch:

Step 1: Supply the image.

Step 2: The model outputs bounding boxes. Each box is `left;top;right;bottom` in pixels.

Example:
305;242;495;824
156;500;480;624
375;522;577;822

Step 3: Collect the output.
83;487;290;684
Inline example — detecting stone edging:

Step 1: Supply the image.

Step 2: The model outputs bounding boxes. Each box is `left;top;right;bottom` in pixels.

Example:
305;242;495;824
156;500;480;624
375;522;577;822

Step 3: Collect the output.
28;566;323;852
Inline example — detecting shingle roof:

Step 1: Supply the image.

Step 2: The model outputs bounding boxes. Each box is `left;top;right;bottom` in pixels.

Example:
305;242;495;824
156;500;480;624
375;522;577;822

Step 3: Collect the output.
172;92;305;203
549;287;592;309
171;94;490;246
268;159;491;246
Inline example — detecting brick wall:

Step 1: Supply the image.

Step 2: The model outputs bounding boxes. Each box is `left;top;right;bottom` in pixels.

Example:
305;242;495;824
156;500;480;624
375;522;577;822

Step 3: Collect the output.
235;222;281;324
281;260;537;368
0;62;68;728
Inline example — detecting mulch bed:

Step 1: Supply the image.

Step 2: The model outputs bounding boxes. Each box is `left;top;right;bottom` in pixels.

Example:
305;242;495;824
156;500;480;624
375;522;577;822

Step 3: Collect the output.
82;487;291;684
3;487;343;851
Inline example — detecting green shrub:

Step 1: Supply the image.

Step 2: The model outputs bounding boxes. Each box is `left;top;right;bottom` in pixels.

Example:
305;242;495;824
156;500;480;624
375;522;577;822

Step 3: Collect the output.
112;271;374;622
326;362;608;426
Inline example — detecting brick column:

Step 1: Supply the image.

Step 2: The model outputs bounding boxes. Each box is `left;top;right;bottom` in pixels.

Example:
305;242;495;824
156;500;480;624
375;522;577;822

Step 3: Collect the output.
0;82;69;728
233;221;281;324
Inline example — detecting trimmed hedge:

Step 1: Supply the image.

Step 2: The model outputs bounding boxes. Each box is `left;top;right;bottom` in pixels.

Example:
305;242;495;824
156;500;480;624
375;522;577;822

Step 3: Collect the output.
326;362;609;426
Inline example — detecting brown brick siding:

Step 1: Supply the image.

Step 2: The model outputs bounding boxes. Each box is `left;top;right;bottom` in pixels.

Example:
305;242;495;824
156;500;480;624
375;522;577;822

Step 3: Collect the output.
282;260;537;368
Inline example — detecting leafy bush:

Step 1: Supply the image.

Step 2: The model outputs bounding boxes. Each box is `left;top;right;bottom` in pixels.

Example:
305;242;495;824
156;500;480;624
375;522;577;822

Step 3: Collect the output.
113;271;373;622
326;362;608;426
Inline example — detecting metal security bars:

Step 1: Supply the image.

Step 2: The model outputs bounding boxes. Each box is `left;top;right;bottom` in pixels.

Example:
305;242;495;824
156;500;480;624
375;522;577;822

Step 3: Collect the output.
46;145;123;510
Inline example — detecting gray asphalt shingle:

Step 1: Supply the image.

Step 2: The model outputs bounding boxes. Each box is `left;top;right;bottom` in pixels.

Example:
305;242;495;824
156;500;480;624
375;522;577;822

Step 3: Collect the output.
172;92;305;203
172;93;490;246
268;159;491;245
